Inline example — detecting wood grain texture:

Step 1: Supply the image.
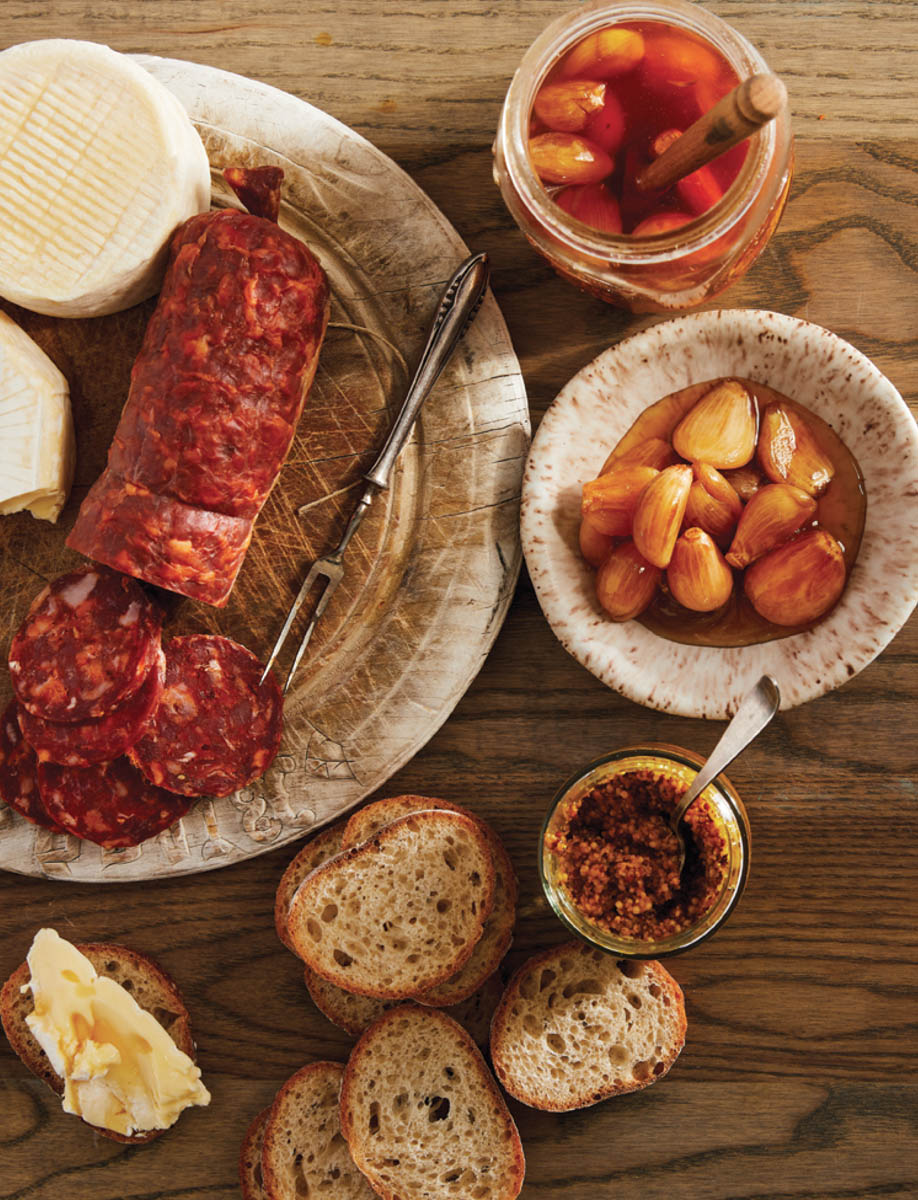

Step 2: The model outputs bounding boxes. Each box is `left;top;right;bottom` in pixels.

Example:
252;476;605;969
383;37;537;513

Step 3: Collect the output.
1;2;917;1199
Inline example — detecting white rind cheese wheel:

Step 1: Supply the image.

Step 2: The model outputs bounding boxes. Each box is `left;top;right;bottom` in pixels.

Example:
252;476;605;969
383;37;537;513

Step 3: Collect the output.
0;311;74;522
0;39;212;318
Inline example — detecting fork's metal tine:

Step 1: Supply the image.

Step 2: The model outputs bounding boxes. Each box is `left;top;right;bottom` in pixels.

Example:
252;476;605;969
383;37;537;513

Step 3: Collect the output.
282;568;342;694
260;562;327;685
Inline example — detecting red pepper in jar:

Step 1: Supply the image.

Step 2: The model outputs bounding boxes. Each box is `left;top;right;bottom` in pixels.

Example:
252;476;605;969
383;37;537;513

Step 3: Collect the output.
528;19;747;236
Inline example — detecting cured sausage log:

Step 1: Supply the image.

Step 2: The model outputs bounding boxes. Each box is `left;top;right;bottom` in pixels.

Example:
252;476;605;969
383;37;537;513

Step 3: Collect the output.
67;175;330;606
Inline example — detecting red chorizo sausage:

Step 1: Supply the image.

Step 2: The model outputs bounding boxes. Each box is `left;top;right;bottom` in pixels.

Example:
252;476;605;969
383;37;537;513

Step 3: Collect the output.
67;186;330;607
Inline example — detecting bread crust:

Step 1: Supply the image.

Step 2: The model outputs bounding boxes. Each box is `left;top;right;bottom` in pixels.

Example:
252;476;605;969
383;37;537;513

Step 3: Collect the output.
339;1004;525;1200
489;941;687;1112
340;794;466;850
239;1106;270;1200
287;811;496;1000
341;796;517;1006
273;821;346;951
0;941;196;1144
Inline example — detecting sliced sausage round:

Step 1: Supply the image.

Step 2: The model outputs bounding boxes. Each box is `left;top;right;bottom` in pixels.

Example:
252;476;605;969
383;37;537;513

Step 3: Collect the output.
0;700;62;832
37;756;192;848
129;634;283;798
17;648;165;768
9;568;162;722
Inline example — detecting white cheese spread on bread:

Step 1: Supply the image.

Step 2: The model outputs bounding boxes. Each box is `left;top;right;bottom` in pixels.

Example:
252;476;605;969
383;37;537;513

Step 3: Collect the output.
23;928;210;1135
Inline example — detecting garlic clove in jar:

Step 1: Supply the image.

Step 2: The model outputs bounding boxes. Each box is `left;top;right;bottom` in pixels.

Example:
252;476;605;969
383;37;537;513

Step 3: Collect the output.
757;402;836;497
632;463;693;568
595;539;662;620
671;380;758;469
744;528;846;626
667;527;735;612
725;482;817;569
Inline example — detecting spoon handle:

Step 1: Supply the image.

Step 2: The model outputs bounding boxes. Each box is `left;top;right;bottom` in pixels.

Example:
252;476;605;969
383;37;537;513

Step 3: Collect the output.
670;675;781;829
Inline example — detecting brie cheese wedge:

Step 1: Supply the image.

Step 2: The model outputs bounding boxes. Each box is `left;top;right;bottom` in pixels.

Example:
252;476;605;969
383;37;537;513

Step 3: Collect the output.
0;311;74;522
0;39;212;318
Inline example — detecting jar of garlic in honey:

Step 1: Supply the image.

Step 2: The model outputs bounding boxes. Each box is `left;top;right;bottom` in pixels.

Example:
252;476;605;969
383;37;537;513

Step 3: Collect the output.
493;0;794;312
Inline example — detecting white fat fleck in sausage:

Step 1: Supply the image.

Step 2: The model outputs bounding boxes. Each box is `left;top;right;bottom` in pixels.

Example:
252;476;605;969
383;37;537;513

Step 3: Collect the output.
119;601;140;627
58;572;98;609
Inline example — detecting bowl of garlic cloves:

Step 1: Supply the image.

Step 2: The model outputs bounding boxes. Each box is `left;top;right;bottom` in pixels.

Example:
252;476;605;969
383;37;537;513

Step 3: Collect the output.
521;309;918;717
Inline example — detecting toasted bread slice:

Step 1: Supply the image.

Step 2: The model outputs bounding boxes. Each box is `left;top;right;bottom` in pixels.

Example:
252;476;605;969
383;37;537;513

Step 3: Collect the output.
489;941;687;1111
340;1004;525;1200
287;811;495;1000
0;942;196;1144
239;1107;270;1200
305;966;504;1047
261;1061;374;1200
342;796;517;1006
340;794;467;848
274;821;347;951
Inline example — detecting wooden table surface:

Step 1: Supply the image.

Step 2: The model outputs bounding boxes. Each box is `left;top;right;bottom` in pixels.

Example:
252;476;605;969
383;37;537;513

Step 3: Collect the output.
1;3;916;1198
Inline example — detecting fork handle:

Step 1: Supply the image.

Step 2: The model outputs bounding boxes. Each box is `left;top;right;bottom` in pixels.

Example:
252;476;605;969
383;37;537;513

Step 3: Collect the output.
364;252;490;491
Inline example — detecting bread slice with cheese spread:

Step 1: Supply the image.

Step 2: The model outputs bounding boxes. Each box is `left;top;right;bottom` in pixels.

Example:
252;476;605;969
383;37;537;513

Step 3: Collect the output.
489;941;687;1111
0;941;197;1144
261;1060;375;1200
340;1004;525;1200
286;810;495;1000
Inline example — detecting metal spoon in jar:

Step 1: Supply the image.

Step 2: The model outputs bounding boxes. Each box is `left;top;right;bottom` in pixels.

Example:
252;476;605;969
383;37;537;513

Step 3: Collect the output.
671;675;781;874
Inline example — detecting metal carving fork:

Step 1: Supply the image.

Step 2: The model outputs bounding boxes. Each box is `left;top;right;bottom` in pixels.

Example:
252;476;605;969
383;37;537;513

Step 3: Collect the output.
261;251;491;695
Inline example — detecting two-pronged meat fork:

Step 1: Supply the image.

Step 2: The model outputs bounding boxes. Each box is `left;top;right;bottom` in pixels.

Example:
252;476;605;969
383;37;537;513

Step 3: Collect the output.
261;251;490;694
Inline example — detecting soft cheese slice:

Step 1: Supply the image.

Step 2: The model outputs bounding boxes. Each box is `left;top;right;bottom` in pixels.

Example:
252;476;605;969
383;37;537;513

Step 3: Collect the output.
0;310;74;522
0;39;211;317
23;928;210;1136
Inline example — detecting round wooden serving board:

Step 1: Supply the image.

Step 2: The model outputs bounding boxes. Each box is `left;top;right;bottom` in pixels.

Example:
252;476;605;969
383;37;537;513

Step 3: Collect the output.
0;56;529;882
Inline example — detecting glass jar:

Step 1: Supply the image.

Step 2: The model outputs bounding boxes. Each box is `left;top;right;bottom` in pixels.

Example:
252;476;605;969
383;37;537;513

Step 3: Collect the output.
540;743;750;957
493;0;794;312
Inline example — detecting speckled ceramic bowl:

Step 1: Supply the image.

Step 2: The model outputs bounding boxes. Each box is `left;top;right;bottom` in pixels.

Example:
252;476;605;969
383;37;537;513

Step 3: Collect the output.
521;309;918;717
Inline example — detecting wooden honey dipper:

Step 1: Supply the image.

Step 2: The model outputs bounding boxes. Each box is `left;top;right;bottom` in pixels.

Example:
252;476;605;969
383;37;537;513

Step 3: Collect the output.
636;73;788;194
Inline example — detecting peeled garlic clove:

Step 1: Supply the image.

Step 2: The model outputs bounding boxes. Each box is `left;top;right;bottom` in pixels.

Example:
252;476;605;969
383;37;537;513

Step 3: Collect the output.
667;527;734;612
582;464;658;536
757;402;836;496
684;462;743;546
632;463;692;568
744;528;846;626
672;380;758;469
596;539;661;620
600;436;676;475
579;513;616;567
722;463;766;503
534;80;607;133
725;482;817;568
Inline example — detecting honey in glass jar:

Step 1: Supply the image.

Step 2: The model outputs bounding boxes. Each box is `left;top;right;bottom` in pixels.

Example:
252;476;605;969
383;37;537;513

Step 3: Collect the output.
494;0;794;311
